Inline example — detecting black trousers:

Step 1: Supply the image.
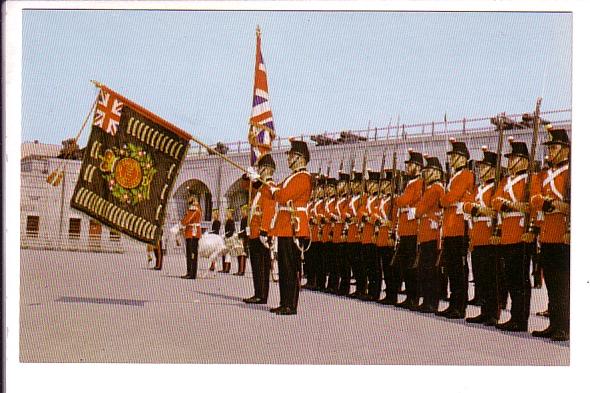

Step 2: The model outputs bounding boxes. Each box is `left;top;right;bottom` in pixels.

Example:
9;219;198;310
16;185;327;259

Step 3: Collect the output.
378;246;396;299
317;242;333;290
501;243;532;325
442;236;468;313
338;243;354;294
348;242;363;293
327;242;343;291
185;238;199;277
277;237;308;310
392;236;418;301
248;238;271;301
418;240;439;308
304;241;320;288
471;245;500;319
539;243;570;332
355;244;373;295
365;244;381;298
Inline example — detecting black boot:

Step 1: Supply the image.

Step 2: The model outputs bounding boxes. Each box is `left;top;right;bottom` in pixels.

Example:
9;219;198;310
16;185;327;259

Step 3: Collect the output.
233;257;246;276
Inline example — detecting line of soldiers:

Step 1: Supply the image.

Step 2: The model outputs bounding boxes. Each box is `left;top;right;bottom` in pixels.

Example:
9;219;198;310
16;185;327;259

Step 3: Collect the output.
239;128;569;340
299;127;569;341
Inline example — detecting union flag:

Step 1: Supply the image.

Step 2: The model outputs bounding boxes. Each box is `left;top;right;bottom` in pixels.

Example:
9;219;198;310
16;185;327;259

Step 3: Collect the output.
248;26;276;165
94;89;123;135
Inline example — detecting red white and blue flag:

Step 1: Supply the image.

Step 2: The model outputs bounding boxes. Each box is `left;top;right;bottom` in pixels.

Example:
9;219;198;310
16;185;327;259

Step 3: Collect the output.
248;26;276;165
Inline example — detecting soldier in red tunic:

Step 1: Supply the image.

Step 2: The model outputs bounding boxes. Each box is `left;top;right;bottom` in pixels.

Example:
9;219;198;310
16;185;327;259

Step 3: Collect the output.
376;169;398;305
180;196;202;279
530;128;570;341
243;153;277;304
491;139;537;332
413;156;445;313
436;139;475;319
463;147;501;325
392;149;424;308
265;139;312;315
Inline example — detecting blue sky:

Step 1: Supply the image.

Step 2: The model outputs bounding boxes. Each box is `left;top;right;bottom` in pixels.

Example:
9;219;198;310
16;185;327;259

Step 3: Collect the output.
22;10;571;145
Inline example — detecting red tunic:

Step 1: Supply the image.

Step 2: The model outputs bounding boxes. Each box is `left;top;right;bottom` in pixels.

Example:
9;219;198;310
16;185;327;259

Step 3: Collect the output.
375;195;396;248
346;194;363;243
415;182;444;244
393;177;423;237
358;194;380;244
531;163;569;244
271;171;312;238
181;207;202;239
321;197;336;243
331;196;348;244
463;181;495;247
249;182;276;239
440;168;474;238
491;172;539;245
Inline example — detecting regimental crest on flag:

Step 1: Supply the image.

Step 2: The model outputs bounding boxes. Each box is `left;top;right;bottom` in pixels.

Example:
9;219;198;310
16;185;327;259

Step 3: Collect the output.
72;85;192;245
248;26;276;165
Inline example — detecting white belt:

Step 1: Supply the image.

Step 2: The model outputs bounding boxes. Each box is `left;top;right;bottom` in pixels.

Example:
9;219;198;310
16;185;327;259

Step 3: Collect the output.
449;202;464;215
469;216;492;230
500;212;525;227
189;224;201;227
278;206;308;212
399;207;412;213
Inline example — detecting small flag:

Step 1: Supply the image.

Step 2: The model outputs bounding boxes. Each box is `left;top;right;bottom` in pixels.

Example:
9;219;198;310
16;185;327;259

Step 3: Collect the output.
248;26;276;165
71;85;192;245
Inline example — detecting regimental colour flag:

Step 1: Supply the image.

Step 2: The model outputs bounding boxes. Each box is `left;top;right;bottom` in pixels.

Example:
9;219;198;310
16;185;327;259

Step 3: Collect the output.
248;26;276;165
71;85;192;245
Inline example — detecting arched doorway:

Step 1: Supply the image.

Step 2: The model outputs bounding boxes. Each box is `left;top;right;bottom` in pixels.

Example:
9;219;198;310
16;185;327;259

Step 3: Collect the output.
224;178;249;221
172;179;213;223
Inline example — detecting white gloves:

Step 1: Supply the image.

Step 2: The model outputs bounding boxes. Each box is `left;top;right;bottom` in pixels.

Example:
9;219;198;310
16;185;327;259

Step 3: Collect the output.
247;166;260;181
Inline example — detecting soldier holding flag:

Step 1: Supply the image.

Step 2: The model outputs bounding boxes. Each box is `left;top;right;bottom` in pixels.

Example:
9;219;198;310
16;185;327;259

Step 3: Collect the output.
243;154;277;304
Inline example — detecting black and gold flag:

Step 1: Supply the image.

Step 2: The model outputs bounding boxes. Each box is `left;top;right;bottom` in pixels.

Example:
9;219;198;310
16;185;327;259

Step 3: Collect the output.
71;85;192;245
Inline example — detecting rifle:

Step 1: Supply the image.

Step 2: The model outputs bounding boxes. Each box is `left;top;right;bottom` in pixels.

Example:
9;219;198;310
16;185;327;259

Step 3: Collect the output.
342;155;355;240
318;161;332;240
358;143;369;233
490;114;506;239
373;148;387;240
563;146;571;244
389;152;398;242
523;98;543;235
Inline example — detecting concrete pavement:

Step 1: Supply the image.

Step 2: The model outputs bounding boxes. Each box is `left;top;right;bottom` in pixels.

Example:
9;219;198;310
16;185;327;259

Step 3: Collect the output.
19;249;568;365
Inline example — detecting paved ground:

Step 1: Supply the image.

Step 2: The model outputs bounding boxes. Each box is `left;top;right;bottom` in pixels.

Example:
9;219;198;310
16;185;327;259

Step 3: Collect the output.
19;249;568;365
